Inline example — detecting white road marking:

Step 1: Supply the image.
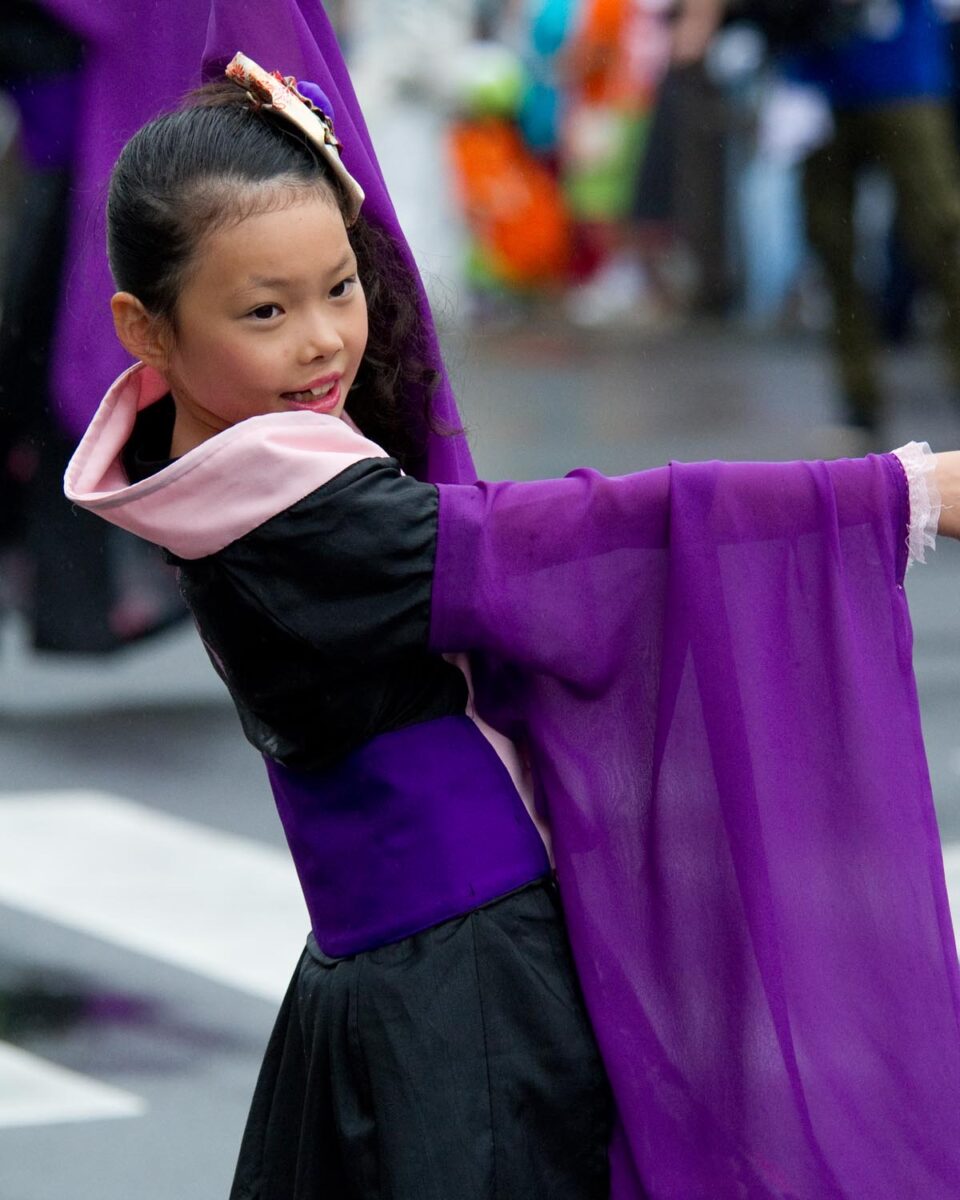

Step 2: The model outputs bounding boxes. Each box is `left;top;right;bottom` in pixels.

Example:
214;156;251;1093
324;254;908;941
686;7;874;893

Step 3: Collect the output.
0;1041;145;1129
0;791;308;1003
941;843;960;937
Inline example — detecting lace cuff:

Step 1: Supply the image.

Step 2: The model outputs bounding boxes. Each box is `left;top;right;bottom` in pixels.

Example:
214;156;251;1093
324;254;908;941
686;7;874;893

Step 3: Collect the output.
892;442;941;569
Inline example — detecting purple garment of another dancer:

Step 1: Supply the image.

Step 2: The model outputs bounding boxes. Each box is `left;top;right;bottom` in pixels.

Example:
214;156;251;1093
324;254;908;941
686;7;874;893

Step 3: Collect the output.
34;1;211;441
201;4;960;1195
5;75;80;171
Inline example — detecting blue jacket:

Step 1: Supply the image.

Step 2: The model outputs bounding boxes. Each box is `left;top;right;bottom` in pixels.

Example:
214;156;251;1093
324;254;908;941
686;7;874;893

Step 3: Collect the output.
789;0;952;109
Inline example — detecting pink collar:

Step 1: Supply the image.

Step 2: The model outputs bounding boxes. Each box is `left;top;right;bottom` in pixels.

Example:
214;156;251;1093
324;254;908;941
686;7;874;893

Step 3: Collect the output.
64;362;389;559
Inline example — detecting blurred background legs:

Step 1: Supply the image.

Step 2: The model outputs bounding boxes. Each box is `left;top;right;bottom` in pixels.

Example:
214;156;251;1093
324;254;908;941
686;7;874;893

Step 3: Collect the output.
803;99;960;443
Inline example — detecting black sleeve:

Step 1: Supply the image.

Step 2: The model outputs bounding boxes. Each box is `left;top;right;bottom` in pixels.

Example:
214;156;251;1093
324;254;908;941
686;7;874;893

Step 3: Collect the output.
171;456;466;769
211;457;439;663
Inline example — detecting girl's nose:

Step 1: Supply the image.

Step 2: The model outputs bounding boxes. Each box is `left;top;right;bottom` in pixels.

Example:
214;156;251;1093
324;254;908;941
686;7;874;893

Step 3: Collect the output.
300;316;344;361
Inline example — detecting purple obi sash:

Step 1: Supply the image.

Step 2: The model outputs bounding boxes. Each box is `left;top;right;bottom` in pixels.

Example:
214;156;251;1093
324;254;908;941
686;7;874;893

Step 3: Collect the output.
265;715;551;957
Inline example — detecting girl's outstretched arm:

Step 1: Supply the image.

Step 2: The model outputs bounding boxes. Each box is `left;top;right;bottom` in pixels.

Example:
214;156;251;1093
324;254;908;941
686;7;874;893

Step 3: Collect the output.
934;451;960;539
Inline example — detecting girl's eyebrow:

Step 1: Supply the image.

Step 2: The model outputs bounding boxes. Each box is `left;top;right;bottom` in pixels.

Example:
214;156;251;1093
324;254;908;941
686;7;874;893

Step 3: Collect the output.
329;251;357;274
237;253;357;294
236;275;290;293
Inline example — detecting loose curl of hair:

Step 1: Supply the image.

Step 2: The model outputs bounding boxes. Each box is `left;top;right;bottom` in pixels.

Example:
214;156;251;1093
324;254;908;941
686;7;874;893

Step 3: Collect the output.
107;79;450;467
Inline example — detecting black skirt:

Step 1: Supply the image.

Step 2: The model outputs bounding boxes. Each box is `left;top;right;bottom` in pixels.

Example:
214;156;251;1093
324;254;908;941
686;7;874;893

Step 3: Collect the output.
229;879;613;1199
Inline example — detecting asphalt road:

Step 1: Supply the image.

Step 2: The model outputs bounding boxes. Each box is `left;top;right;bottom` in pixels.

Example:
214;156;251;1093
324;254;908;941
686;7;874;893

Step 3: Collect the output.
2;320;959;1200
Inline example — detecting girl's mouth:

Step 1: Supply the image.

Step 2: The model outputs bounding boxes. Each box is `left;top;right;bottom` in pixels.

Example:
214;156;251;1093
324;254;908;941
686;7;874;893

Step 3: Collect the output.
282;379;341;410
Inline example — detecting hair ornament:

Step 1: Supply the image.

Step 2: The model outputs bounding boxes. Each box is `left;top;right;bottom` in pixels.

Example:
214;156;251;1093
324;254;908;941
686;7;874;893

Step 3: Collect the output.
224;51;364;224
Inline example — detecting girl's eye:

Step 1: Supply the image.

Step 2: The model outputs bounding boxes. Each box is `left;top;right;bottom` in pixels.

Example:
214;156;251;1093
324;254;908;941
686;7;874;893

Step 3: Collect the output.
330;275;358;300
249;304;281;321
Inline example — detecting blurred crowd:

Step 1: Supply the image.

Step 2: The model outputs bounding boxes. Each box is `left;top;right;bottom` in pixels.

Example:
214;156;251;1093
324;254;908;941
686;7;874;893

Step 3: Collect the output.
343;0;960;439
3;0;960;658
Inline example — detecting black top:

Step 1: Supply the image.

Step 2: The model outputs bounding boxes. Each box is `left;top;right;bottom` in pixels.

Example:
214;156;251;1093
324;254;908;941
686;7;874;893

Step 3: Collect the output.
123;404;468;770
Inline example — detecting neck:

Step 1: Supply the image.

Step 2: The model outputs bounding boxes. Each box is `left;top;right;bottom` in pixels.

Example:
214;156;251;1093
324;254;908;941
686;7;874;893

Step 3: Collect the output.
169;394;228;457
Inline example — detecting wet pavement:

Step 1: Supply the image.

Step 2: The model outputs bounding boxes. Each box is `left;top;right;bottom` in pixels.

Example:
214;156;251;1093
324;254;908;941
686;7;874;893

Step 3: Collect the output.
2;319;959;1199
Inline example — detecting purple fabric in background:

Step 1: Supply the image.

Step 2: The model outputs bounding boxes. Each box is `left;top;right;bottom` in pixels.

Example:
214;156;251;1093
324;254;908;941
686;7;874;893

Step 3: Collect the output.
34;1;210;441
6;74;80;171
431;454;960;1197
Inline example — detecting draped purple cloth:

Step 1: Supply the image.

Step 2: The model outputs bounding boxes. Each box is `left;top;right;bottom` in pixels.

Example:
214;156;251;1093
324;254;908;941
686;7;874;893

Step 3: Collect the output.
430;456;960;1196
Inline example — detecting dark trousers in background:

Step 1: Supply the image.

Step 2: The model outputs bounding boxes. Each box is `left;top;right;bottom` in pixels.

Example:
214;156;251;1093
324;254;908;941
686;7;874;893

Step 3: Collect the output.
802;99;960;427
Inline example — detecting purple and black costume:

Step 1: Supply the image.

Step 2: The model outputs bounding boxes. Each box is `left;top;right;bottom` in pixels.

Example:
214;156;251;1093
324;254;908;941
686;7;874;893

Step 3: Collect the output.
62;2;960;1197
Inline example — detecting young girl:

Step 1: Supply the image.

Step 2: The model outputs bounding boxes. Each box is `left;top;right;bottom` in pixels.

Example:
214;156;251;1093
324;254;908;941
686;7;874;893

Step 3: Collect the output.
64;36;960;1200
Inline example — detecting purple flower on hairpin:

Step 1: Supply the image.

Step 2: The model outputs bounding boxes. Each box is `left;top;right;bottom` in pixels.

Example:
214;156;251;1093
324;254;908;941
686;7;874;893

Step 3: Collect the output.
296;81;335;124
290;78;342;151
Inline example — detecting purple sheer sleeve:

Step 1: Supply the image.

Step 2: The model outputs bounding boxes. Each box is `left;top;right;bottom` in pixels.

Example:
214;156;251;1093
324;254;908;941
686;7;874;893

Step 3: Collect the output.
431;453;909;675
431;453;960;1199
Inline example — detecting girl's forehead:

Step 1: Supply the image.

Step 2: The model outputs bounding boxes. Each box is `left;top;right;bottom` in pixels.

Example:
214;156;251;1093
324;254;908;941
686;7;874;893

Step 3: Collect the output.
196;193;352;287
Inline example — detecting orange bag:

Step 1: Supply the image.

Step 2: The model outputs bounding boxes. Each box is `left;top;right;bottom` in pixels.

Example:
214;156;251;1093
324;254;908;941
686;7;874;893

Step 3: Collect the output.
448;116;571;287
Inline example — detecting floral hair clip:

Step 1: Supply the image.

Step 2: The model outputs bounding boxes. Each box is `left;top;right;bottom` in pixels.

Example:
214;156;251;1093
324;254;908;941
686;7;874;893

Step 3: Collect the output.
224;51;365;224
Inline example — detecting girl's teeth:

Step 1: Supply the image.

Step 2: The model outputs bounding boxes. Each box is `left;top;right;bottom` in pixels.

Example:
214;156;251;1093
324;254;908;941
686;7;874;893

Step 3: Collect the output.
284;382;335;402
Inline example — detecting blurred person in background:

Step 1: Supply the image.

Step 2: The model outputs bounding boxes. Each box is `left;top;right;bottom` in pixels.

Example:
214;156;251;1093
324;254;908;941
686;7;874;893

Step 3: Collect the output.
677;0;960;448
0;0;208;653
340;0;476;313
624;9;739;323
446;37;574;317
794;0;960;448
881;0;960;342
443;0;705;327
445;7;575;319
562;0;677;326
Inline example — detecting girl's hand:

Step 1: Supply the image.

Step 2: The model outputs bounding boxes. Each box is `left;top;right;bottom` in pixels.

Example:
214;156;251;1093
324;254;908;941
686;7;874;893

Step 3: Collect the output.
934;451;960;540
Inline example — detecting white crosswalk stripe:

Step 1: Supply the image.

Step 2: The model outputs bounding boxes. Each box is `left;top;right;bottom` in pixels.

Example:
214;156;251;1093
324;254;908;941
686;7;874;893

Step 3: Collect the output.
940;843;960;935
0;791;308;1131
0;791;308;1002
0;1042;145;1129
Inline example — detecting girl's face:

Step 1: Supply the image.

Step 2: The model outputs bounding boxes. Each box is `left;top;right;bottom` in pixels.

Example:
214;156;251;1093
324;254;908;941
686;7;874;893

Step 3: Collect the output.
161;191;368;454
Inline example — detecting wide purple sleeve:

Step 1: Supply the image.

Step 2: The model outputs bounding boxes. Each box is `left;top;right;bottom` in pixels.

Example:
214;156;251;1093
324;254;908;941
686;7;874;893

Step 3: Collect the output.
431;454;960;1200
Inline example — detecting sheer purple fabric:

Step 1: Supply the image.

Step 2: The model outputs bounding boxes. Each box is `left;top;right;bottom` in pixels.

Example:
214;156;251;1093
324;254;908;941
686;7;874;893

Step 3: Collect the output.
430;456;960;1196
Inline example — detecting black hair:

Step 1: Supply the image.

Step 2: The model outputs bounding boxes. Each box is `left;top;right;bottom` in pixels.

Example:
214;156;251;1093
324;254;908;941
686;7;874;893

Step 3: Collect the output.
107;79;445;466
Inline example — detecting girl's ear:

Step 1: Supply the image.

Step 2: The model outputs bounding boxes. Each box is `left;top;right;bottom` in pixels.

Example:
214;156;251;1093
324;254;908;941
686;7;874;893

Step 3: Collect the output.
110;292;171;371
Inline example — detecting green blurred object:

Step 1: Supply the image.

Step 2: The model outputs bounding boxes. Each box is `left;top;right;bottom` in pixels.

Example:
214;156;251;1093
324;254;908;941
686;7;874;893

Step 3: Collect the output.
564;109;649;221
449;40;526;118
